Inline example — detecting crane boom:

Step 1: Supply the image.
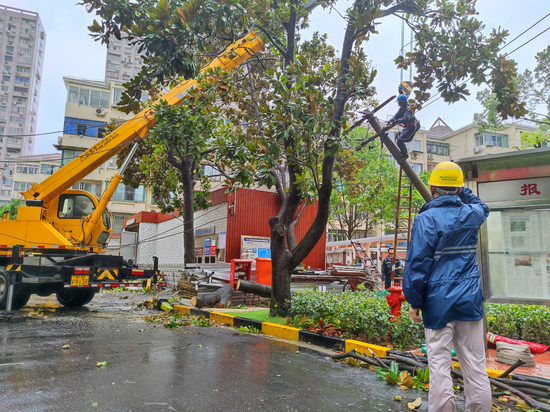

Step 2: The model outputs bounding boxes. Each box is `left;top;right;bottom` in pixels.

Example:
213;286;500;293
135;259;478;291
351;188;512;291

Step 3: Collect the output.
24;31;264;206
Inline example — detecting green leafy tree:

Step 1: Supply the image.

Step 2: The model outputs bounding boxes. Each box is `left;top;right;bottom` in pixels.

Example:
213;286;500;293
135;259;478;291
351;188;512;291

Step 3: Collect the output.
0;199;21;221
518;46;550;147
473;89;506;133
81;0;524;316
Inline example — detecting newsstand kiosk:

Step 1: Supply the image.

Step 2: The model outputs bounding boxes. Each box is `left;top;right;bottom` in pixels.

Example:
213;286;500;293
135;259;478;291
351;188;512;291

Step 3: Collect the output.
456;147;550;306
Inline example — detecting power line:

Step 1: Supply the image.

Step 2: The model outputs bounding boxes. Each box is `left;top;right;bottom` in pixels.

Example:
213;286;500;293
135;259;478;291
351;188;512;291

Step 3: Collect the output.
501;12;550;50
507;26;550;56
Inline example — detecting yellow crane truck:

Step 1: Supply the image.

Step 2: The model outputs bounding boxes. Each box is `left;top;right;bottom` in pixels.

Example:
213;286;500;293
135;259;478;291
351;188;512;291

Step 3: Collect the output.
0;32;263;310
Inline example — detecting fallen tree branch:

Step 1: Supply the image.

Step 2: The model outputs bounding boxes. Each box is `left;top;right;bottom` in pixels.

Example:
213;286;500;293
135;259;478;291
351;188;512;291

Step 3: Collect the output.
497;359;527;379
367;348;390;369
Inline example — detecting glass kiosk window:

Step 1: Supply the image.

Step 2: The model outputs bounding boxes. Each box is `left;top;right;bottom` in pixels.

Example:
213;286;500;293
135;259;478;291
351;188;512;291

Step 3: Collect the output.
485;208;550;300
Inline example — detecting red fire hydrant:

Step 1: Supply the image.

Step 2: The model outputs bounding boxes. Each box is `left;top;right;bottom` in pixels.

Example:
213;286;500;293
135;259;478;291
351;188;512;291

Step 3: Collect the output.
386;286;406;322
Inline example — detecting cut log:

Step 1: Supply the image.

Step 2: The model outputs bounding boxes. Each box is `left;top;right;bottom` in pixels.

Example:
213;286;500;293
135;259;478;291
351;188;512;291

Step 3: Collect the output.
191;283;234;308
218;283;236;308
236;279;271;298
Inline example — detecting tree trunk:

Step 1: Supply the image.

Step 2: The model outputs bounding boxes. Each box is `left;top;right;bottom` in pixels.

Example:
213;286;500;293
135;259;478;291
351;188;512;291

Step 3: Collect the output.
237;279;272;298
269;215;294;316
190;283;234;308
180;156;197;268
287;223;297;250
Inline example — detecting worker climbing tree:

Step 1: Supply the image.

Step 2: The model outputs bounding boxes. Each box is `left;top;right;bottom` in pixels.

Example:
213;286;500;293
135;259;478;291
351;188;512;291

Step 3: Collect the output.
387;94;421;163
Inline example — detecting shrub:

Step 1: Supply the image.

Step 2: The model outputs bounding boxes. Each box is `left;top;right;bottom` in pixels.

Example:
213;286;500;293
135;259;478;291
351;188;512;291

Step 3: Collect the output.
289;289;424;349
290;290;550;349
486;303;550;346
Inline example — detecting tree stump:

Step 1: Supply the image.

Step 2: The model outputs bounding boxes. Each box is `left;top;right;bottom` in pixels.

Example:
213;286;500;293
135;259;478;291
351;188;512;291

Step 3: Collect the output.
191;283;234;308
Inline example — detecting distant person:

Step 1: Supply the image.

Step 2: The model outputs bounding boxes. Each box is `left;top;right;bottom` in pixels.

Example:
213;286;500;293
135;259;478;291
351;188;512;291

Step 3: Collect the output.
403;161;491;411
381;246;395;290
75;197;93;219
388;94;420;162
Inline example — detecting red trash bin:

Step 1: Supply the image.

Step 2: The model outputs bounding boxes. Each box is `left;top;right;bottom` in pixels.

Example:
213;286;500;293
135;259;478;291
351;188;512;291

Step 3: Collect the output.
255;258;272;286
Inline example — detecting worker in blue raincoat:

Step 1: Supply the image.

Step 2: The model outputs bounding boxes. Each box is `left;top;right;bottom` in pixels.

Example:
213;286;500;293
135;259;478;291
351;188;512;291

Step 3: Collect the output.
388;94;420;162
403;161;491;412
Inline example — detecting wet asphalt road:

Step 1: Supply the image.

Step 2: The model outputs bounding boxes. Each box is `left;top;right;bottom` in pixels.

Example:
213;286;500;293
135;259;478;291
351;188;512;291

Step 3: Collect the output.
0;292;467;412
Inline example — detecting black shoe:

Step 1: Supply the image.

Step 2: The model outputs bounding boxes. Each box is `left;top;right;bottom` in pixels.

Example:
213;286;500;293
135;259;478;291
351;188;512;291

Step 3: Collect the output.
399;154;409;163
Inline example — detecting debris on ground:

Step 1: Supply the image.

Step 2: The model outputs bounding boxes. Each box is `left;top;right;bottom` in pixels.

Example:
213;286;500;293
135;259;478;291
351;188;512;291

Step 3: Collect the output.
96;361;108;367
62;345;70;349
143;312;211;329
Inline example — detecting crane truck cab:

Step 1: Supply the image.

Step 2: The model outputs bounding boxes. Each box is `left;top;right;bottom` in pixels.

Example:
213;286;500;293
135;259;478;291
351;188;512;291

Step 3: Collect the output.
51;189;112;248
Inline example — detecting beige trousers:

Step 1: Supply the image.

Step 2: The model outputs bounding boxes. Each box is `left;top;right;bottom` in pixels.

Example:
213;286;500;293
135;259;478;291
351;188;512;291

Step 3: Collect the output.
425;319;491;412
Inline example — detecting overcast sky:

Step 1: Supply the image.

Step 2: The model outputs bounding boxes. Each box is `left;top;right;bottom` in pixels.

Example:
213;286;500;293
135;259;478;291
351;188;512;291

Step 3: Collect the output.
2;0;549;154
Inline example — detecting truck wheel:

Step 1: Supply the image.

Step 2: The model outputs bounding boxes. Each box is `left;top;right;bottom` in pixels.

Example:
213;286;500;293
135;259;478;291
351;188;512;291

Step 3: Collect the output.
0;269;32;310
56;289;89;307
79;291;96;306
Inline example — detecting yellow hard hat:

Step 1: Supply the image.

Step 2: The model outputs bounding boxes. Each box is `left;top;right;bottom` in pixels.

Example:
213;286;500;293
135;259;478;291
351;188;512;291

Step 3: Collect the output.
428;161;463;187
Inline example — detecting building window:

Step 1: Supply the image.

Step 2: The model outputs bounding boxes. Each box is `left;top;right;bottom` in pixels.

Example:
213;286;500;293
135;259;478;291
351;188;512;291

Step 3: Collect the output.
112;183;145;202
3;178;13;185
113;89;123;105
64;117;107;138
14;86;28;93
61;149;84;166
41;164;61;174
1;190;11;196
71;182;101;198
9;127;23;134
427;141;450;156
122;74;131;82
107;53;120;62
15;77;29;84
107;63;119;70
16;66;30;74
113;214;131;233
0;106;5;112
4;56;12;62
474;132;509;148
14;181;32;192
427;164;437;173
8;137;21;144
0;86;8;92
20;38;32;45
201;164;221;181
410;162;423;174
67;87;109;108
6;46;14;52
19;47;32;54
406;139;422;152
10;116;24;124
16;165;39;174
2;75;10;81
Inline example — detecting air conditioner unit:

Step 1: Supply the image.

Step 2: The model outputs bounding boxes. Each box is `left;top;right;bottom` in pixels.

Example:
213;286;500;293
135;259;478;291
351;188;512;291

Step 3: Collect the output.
57;136;62;145
31;23;35;28
95;108;106;117
8;41;12;45
427;154;434;160
22;92;27;96
473;146;482;154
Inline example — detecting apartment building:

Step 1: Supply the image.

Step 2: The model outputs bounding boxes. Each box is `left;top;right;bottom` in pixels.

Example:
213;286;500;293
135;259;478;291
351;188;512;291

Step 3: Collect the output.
427;121;544;160
104;35;144;85
0;5;45;205
54;76;158;240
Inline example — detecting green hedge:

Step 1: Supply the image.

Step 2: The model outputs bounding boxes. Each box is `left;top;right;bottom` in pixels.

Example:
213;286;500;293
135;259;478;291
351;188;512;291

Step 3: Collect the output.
289;289;550;349
289;289;424;349
486;303;550;346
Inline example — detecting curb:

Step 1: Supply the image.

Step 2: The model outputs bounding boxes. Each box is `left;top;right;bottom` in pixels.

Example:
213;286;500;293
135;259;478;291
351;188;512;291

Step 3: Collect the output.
171;304;550;383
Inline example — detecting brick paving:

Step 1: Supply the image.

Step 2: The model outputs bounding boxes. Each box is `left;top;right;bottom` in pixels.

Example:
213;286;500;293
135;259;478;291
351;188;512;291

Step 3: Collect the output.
486;347;550;379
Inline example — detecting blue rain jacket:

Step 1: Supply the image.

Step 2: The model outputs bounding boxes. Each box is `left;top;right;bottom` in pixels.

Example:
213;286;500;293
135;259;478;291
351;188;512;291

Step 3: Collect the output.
403;187;489;330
